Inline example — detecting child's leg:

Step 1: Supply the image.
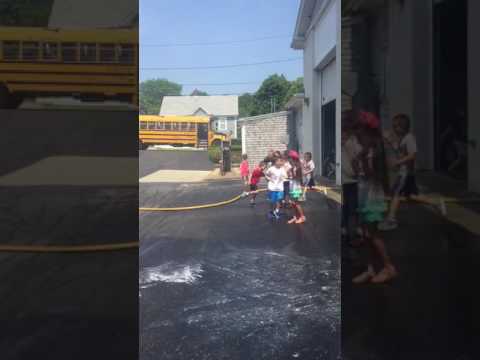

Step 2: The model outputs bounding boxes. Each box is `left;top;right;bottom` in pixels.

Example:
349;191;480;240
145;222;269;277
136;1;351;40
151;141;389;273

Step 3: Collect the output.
367;224;397;283
295;203;306;223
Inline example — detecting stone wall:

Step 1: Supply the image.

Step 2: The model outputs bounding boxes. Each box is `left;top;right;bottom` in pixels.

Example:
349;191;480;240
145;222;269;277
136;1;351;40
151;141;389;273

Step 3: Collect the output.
239;111;291;171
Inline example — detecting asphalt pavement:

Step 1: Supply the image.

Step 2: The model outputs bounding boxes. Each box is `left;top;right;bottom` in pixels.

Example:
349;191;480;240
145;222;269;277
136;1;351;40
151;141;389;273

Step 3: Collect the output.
342;199;480;360
140;179;341;360
139;150;213;178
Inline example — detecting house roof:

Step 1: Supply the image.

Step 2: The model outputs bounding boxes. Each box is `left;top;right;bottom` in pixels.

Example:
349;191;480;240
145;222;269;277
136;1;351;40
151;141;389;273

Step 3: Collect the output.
159;95;239;116
48;0;138;29
291;0;317;49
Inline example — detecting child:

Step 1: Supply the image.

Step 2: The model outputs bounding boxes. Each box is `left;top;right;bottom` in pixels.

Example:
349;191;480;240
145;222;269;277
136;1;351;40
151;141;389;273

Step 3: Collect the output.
341;118;362;245
282;151;292;206
378;114;446;231
248;161;266;206
287;150;306;224
240;154;250;190
265;157;288;220
301;152;315;201
353;111;397;284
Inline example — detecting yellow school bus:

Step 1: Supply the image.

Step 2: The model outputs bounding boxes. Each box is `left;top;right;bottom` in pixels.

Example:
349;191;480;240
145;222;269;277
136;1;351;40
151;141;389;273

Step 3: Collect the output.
139;115;229;149
0;27;138;108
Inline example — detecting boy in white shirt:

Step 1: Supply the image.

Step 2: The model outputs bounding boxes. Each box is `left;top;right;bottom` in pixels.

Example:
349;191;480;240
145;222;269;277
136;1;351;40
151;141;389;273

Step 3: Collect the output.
265;157;288;220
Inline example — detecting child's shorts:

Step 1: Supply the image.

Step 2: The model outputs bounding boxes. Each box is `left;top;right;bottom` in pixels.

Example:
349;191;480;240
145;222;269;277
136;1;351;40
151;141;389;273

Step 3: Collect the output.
250;184;258;191
283;181;290;196
268;191;284;204
289;181;302;200
303;174;314;187
392;174;419;197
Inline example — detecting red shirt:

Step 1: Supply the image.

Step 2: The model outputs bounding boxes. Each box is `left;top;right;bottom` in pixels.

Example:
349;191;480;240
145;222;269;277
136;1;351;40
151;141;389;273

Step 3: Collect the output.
250;167;264;185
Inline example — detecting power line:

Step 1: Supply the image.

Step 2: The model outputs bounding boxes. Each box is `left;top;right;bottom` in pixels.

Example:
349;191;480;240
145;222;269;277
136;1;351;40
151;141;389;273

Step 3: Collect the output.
141;34;291;48
180;81;259;87
140;57;302;71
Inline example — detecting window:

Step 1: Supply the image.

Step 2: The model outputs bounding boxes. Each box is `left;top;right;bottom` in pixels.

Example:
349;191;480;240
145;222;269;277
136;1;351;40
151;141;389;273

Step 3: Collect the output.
147;122;155;130
164;122;171;130
100;43;116;62
22;42;39;61
42;42;58;61
156;122;165;130
139;121;147;130
79;43;96;62
118;44;134;64
217;118;227;131
61;42;77;62
181;122;190;131
3;41;20;60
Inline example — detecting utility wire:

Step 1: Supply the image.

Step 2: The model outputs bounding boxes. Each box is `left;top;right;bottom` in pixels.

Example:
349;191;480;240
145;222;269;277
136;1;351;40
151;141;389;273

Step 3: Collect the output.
141;57;302;71
141;34;291;48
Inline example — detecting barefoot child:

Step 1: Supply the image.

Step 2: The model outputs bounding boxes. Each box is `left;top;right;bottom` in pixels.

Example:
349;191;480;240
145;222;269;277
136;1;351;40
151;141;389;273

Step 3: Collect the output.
265;157;287;220
287;150;306;224
248;161;266;206
353;111;398;284
240;154;250;191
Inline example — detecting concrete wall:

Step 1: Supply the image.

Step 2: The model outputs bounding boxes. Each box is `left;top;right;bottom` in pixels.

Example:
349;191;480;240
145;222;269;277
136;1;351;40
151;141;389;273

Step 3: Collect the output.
468;0;480;193
239;112;290;171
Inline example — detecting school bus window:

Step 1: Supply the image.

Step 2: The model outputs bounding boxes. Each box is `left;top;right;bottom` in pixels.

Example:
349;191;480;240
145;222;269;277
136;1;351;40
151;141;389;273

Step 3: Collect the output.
61;42;77;62
80;43;96;62
3;41;20;60
139;121;147;130
118;44;134;64
156;122;165;130
100;43;115;63
22;42;40;61
147;121;155;130
164;122;171;130
181;122;190;131
42;42;58;61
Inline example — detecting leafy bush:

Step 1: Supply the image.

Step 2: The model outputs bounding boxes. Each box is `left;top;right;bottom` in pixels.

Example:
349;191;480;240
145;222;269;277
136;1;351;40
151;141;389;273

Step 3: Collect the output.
208;146;222;163
231;144;242;151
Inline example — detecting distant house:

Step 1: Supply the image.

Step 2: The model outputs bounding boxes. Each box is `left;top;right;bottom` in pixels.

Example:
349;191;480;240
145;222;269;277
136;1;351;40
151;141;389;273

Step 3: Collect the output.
159;95;239;139
48;0;138;28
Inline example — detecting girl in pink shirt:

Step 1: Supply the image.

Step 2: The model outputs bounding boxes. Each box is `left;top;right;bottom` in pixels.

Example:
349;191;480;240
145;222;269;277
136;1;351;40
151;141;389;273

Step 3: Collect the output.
240;154;250;189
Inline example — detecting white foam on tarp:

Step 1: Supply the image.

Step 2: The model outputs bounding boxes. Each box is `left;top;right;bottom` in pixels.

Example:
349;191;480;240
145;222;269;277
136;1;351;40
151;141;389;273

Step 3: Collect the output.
140;263;203;288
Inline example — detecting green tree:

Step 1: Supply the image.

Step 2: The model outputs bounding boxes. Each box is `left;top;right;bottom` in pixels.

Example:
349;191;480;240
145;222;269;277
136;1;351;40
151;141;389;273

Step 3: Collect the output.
284;77;304;104
190;89;208;96
254;74;291;115
139;78;182;115
238;93;256;117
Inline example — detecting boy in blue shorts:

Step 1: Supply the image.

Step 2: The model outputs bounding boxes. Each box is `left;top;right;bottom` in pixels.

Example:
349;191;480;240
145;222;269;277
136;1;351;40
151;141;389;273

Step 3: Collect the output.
265;157;288;220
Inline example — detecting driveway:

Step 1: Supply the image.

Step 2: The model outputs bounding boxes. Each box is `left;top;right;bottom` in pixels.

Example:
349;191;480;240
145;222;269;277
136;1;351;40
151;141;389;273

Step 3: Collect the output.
139;150;213;178
140;180;341;359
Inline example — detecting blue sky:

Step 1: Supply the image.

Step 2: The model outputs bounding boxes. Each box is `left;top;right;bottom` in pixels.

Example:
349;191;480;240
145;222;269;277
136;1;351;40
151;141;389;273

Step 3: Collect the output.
140;0;303;95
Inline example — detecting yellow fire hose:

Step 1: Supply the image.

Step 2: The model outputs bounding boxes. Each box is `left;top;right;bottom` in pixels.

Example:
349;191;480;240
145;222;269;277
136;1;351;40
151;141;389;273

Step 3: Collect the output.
0;242;139;253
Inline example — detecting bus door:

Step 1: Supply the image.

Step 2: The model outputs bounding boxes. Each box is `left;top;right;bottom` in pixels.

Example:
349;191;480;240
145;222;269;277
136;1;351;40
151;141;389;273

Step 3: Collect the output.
197;123;209;148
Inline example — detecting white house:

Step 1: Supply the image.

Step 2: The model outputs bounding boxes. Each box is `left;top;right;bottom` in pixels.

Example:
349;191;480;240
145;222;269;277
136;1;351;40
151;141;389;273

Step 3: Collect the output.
291;0;341;184
48;0;138;28
159;95;239;139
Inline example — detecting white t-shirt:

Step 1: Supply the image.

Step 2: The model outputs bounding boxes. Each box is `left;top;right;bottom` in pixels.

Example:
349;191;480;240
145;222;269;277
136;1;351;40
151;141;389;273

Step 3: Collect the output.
398;133;417;175
266;166;287;192
303;159;315;175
